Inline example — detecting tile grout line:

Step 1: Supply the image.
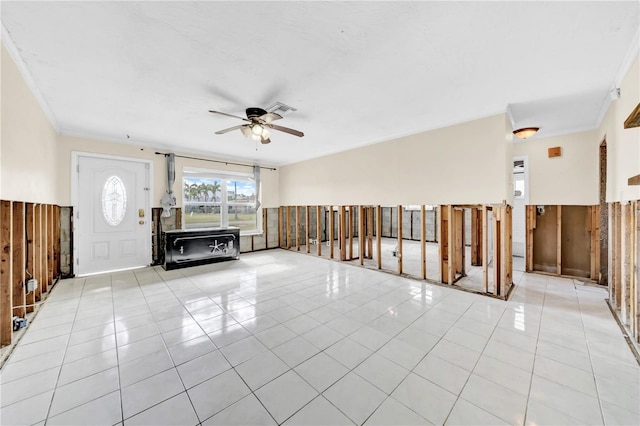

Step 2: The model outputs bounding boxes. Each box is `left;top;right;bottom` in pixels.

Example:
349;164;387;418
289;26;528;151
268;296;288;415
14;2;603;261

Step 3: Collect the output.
42;276;87;424
520;276;548;426
439;294;511;425
576;282;608;426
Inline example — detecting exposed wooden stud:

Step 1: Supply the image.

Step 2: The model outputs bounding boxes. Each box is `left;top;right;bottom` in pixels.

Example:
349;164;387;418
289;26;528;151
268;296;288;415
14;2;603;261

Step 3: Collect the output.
630;201;636;337
397;205;403;275
25;204;35;313
376;206;382;269
615;202;622;308
316;206;322;256
610;203;617;305
505;205;513;296
557;205;562;276
439;205;452;284
42;204;48;291
463;208;468;275
34;205;43;299
36;204;47;297
525;205;535;272
0;200;13;346
609;203;615;305
12;202;26;318
623;202;632;323
329;206;335;259
278;207;283;248
54;205;61;279
631;201;640;343
621;203;628;321
349;206;354;260
493;206;500;295
48;204;55;286
454;208;465;275
305;206;310;253
439;205;447;283
482;205;489;293
359;206;365;266
263;208;267;248
367;207;373;259
470;207;479;266
420;205;426;279
286;206;292;250
589;206;596;280
339;206;347;261
295;206;300;251
499;206;506;296
448;205;454;284
594;204;601;282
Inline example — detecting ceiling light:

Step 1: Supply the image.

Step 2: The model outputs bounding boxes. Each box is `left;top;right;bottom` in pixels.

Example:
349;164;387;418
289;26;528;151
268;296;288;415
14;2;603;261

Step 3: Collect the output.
251;124;264;136
513;127;539;139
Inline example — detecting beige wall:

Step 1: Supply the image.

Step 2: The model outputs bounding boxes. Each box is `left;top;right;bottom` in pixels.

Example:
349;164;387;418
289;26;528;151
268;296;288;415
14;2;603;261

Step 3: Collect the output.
1;45;58;204
57;135;280;208
279;114;510;206
512;130;600;205
597;55;640;203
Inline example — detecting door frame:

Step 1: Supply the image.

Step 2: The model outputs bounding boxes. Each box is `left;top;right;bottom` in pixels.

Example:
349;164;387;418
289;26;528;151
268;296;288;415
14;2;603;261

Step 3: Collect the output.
71;151;153;276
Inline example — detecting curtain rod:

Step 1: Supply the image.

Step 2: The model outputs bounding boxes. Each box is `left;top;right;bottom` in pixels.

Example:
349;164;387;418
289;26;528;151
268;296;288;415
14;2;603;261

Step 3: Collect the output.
154;152;277;171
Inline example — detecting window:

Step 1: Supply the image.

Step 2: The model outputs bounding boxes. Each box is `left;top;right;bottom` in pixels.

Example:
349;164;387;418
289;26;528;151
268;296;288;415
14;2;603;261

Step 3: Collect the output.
514;177;525;199
183;168;261;235
102;175;127;226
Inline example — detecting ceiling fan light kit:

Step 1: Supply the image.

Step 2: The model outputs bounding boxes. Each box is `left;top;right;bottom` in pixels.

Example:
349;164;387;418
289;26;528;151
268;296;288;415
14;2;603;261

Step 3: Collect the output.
210;106;304;145
513;127;540;139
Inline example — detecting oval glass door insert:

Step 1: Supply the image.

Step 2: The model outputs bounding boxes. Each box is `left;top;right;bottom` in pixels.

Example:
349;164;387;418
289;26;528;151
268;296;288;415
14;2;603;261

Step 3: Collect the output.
102;175;127;226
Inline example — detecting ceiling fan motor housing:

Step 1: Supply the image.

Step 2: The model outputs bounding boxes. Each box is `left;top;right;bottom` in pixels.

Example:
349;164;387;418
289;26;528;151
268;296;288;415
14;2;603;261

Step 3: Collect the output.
246;107;268;119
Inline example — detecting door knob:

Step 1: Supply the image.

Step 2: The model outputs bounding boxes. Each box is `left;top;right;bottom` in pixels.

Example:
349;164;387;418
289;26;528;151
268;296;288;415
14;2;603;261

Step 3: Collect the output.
139;220;145;225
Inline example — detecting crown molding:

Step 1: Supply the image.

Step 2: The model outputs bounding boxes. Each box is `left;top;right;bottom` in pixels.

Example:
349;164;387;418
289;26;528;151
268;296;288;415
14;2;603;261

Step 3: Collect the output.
595;27;640;129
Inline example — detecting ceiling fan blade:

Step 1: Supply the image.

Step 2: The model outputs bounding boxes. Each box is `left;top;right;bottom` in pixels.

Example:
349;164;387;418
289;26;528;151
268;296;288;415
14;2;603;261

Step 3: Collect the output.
215;124;247;135
209;110;250;122
241;126;252;138
260;112;283;123
261;136;271;144
267;124;304;137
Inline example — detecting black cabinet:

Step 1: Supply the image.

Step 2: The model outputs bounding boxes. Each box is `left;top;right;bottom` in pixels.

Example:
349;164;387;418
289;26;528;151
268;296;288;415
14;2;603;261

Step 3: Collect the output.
162;227;240;270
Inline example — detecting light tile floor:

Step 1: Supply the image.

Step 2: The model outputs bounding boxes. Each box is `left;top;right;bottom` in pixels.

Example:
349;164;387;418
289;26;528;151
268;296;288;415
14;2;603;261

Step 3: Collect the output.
1;250;638;425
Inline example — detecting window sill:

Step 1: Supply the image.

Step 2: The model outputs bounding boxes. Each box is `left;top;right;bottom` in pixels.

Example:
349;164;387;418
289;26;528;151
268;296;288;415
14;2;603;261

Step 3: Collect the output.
241;230;264;237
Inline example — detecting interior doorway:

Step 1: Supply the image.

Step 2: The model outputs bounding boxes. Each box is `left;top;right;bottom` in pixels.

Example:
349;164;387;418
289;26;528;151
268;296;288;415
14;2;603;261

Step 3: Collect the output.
512;156;528;271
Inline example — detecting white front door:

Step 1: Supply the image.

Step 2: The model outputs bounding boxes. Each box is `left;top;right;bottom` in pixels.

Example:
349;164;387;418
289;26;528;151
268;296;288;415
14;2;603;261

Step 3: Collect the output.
75;155;151;275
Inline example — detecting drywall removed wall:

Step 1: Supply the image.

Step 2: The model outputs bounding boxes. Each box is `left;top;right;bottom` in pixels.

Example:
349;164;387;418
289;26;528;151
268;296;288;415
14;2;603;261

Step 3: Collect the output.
278;114;510;206
512;130;600;205
1;45;58;204
56;134;280;208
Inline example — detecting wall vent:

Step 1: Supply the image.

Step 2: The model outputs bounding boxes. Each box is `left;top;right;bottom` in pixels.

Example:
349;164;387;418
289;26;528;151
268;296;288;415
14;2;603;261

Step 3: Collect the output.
266;102;297;116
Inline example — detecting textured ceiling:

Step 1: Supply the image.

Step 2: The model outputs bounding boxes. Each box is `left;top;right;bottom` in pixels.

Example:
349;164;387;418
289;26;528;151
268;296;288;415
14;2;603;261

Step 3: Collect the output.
2;1;639;166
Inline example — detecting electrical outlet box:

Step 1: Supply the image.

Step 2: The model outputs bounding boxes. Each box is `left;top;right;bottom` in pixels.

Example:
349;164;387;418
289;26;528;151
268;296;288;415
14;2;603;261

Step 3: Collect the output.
12;316;27;331
26;279;37;292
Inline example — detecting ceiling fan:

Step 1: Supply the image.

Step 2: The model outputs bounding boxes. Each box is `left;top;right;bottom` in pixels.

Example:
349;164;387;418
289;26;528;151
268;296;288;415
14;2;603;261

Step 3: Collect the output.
209;107;304;144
